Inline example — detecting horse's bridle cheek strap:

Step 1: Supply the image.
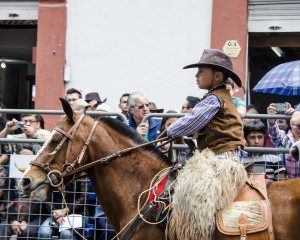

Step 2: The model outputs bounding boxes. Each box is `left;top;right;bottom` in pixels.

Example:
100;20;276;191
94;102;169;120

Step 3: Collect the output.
30;114;86;174
63;120;98;174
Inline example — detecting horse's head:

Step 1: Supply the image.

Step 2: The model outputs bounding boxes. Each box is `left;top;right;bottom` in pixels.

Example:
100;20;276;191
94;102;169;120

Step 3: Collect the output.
19;98;96;201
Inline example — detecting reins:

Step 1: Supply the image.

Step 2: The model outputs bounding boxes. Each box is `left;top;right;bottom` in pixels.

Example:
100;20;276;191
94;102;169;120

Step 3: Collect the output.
62;136;171;178
29;115;173;240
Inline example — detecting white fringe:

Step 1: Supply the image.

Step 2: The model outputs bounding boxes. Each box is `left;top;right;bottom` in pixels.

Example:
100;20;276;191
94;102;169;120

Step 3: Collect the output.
168;149;247;240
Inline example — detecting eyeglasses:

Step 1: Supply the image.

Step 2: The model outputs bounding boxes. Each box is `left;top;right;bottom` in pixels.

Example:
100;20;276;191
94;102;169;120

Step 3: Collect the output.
67;98;78;103
135;103;150;110
23;119;37;124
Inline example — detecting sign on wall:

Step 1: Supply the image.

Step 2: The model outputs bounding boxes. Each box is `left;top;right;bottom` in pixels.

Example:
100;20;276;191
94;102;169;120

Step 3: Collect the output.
223;40;241;58
9;154;34;179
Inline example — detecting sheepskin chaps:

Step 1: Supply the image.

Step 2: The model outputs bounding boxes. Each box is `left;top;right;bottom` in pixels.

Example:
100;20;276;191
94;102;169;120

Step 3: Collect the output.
168;149;247;240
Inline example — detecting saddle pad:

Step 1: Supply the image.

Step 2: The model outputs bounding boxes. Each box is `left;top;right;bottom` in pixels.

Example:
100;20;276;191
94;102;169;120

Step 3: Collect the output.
216;200;271;235
149;175;169;212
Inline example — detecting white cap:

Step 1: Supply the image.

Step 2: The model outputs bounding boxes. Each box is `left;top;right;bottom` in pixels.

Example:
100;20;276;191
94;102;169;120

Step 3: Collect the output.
96;104;111;112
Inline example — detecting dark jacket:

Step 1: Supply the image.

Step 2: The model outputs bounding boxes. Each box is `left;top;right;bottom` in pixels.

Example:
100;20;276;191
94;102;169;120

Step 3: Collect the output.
128;115;161;141
115;114;129;124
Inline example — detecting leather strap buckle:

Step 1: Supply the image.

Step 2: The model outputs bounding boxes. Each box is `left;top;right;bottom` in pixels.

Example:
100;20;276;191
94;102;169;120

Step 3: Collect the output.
47;170;63;188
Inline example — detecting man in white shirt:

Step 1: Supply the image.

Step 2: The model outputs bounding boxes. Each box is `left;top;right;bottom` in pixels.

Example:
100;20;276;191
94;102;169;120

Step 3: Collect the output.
0;114;51;154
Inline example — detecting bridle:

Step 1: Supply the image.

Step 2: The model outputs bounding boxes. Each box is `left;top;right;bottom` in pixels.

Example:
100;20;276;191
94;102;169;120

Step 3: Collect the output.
29;114;172;240
30;114;171;188
30;114;98;187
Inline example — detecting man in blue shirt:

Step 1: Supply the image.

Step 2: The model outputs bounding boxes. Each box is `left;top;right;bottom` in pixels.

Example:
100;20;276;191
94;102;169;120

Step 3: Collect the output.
127;92;161;141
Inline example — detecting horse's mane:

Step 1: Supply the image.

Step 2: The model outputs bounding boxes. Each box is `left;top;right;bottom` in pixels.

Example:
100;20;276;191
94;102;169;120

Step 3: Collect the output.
99;117;170;163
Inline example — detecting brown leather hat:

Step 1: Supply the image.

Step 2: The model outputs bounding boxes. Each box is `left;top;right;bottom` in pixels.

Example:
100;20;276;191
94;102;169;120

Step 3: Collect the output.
183;49;242;87
85;92;107;104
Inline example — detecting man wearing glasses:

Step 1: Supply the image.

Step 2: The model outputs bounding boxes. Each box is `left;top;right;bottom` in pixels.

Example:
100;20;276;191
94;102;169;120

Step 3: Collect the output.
127;92;161;141
0;114;51;155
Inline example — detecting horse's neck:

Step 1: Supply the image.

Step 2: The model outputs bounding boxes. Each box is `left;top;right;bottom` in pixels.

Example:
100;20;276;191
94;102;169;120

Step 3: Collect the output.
87;123;169;231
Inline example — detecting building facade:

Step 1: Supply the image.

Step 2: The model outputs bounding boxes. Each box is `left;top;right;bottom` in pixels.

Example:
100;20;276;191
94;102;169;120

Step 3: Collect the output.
1;0;299;128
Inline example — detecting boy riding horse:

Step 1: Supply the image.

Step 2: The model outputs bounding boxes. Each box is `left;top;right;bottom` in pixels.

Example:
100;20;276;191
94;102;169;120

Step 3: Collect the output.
167;49;245;160
166;49;247;240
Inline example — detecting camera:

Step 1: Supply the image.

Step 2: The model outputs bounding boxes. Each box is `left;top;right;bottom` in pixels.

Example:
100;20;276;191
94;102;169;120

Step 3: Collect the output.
274;103;289;114
14;121;25;129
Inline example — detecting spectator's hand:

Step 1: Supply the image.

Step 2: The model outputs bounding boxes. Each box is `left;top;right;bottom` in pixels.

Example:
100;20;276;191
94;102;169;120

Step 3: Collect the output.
285;102;295;115
22;125;36;138
19;220;27;232
11;220;21;235
267;103;277;125
137;122;149;137
5;119;18;132
52;209;66;220
19;149;34;155
55;216;65;225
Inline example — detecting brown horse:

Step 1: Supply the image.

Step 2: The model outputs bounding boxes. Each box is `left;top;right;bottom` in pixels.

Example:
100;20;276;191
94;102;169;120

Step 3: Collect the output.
19;99;300;240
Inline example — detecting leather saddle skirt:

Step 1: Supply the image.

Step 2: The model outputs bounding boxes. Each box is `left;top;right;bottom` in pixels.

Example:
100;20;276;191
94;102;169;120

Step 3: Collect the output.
216;173;275;240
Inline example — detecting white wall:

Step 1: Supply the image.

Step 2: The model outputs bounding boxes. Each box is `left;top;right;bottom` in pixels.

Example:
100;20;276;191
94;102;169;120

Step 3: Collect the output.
66;0;212;112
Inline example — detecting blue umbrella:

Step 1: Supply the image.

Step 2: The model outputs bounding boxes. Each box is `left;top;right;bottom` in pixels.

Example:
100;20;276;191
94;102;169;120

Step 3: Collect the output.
253;60;300;96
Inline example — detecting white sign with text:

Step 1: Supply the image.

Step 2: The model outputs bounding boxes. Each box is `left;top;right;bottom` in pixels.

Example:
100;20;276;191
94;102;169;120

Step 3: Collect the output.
9;154;34;179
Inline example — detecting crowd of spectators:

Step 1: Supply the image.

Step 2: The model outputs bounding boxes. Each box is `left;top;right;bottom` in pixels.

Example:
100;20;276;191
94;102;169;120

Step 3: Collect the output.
0;87;299;239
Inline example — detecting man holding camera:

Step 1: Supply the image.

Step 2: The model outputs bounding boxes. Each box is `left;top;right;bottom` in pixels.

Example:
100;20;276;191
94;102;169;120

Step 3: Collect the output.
0;114;51;155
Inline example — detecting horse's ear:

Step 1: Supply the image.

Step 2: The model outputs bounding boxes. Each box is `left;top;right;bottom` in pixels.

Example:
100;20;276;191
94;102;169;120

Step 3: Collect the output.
59;98;74;123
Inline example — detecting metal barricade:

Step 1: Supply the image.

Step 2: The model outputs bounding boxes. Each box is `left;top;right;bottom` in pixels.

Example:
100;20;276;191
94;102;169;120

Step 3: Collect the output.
0;168;116;239
0;110;297;239
141;113;292;155
142;113;296;182
0;109;128;124
0;109;124;239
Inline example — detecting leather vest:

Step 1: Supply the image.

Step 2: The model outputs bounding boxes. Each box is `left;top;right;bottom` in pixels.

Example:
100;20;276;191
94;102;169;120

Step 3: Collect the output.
196;88;245;155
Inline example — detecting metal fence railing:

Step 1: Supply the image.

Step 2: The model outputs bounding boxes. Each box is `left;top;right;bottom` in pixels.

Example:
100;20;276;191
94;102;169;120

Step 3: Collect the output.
142;112;296;182
0;109;297;239
0;110;125;239
142;113;292;154
0;172;116;239
0;109;128;124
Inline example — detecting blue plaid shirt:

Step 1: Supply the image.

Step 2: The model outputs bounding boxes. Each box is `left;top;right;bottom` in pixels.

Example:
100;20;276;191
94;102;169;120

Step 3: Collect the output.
167;95;221;138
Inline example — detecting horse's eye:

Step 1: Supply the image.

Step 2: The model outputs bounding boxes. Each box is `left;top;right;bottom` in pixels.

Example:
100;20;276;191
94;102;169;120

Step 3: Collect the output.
51;138;61;144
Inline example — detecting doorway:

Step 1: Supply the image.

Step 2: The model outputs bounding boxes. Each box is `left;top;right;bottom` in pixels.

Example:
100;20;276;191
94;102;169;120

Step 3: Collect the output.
0;25;37;111
248;32;300;113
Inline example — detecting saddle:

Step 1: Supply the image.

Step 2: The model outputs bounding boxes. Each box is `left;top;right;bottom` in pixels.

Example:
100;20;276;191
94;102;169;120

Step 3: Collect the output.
216;173;275;240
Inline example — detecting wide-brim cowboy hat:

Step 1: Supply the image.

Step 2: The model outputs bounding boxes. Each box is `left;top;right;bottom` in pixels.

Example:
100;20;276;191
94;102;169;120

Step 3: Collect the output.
183;49;242;87
85;92;107;104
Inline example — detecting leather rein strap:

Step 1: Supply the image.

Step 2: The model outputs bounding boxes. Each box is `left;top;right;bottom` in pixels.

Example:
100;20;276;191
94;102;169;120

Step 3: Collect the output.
30;114;171;184
30;115;172;240
63;136;171;178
